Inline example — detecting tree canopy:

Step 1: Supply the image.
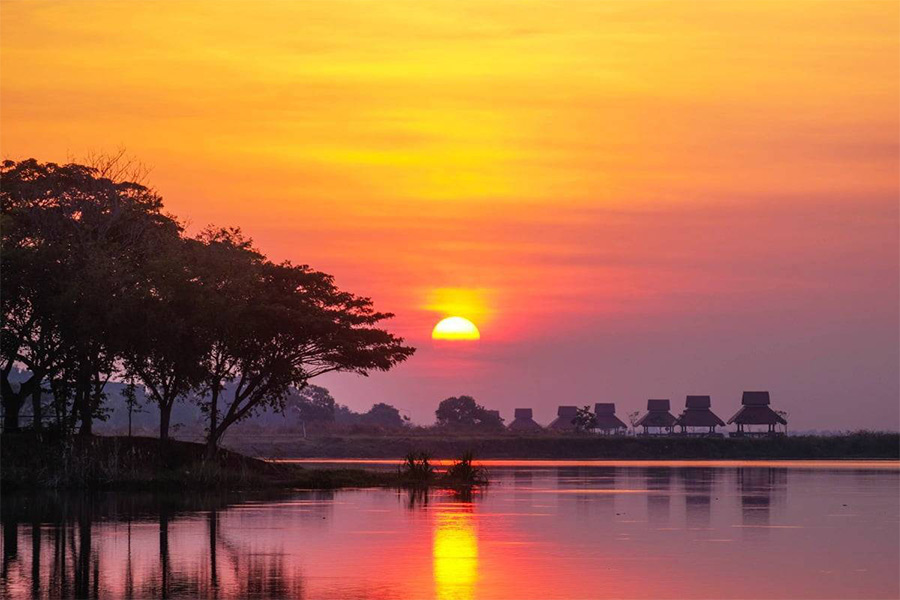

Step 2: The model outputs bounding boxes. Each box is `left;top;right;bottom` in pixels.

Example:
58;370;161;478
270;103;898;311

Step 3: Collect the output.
435;395;504;430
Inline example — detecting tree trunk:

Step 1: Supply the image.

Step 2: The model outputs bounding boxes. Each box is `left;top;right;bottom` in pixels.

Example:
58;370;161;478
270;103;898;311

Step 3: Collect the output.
31;385;43;431
75;366;93;436
2;395;23;432
205;386;220;460
77;385;92;436
159;403;171;442
205;428;222;461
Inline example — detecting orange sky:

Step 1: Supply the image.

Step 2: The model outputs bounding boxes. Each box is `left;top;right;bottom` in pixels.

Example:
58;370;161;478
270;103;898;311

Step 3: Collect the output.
2;0;898;429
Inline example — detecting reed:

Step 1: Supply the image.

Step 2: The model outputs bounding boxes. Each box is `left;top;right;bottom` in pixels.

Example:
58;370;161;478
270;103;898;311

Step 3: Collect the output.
443;451;488;486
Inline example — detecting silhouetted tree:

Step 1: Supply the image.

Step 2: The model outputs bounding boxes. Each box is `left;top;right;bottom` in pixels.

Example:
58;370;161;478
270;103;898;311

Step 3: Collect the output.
194;229;415;457
435;395;502;429
627;410;641;435
287;385;336;423
364;403;404;428
1;159;180;434
573;405;597;433
120;236;209;440
120;381;144;438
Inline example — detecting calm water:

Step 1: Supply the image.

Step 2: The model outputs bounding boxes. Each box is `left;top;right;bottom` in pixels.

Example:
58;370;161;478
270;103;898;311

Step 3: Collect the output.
1;461;898;599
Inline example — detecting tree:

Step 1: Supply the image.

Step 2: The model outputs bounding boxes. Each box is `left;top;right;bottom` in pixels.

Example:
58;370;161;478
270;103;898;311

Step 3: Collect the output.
334;403;361;425
435;395;501;429
573;406;597;433
364;403;404;428
120;381;145;438
194;229;415;457
0;159;181;434
120;235;209;440
286;385;336;423
627;411;641;435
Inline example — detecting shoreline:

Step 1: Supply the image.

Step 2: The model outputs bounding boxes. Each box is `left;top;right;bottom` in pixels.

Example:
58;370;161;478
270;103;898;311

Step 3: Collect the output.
3;432;897;492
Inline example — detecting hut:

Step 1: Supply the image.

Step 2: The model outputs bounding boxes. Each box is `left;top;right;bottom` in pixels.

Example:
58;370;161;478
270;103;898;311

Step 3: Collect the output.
635;399;676;435
593;403;627;435
507;408;542;433
728;391;787;437
548;405;579;431
675;395;725;436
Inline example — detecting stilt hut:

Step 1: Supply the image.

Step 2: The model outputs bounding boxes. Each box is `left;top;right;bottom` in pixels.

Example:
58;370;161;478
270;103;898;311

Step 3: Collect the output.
675;395;725;436
507;408;542;432
593;403;627;435
728;391;787;437
548;406;578;431
635;399;676;435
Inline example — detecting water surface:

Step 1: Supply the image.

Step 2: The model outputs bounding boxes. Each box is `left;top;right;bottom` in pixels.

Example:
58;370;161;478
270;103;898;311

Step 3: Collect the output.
2;461;898;599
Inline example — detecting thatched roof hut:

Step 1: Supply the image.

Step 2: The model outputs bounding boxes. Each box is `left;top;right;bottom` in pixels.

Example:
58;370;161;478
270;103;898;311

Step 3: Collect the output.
593;403;627;433
676;395;726;434
507;408;542;432
635;399;676;434
728;391;787;436
548;405;579;431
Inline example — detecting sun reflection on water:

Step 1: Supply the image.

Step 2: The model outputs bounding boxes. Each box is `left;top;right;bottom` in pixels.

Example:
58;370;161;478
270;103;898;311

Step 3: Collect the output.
433;508;479;600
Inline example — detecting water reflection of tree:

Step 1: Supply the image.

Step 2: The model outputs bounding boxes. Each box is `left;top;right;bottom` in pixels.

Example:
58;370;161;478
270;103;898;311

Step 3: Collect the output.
1;490;305;599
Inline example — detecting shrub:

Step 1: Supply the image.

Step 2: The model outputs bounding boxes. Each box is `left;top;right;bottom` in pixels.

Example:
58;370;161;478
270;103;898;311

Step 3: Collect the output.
443;451;488;486
398;451;434;483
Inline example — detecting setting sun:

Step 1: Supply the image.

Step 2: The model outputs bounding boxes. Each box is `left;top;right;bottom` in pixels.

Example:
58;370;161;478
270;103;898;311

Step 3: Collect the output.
432;317;481;341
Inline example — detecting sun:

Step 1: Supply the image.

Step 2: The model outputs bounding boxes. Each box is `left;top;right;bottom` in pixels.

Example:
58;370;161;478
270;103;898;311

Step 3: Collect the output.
432;316;481;341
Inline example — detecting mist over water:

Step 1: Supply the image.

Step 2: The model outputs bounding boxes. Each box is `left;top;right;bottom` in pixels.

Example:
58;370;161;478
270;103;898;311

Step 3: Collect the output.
2;462;898;599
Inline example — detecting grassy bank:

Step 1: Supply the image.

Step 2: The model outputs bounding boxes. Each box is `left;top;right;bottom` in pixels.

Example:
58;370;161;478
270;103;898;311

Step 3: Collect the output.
0;433;396;491
224;431;900;460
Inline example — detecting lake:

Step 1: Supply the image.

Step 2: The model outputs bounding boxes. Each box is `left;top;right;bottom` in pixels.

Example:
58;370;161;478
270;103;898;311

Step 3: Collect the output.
1;460;898;599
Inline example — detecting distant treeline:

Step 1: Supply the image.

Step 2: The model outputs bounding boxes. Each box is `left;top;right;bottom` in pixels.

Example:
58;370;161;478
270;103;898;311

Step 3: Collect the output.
1;157;414;456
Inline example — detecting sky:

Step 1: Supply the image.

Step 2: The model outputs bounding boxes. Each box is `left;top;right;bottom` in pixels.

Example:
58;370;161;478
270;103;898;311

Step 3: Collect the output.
2;0;898;430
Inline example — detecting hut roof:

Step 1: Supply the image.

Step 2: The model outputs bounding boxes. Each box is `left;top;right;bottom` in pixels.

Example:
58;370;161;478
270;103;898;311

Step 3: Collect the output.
594;403;616;415
549;406;578;430
508;417;543;432
595;414;627;430
647;399;670;411
635;410;677;428
685;395;711;409
509;407;541;431
742;391;770;406
677;409;725;427
727;405;786;425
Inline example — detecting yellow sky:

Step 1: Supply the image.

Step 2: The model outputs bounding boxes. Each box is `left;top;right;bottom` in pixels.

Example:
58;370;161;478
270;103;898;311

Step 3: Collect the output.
2;0;898;426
